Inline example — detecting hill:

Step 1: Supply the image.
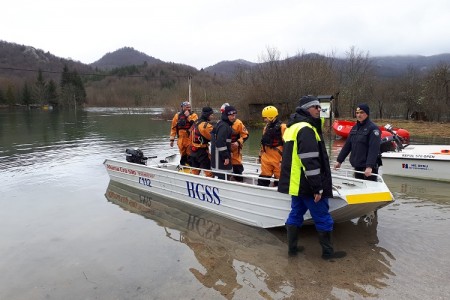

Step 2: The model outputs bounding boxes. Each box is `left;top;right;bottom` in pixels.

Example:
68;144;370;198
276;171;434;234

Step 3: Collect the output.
371;54;450;77
90;47;164;70
0;40;93;81
2;39;450;80
203;59;256;77
200;54;450;78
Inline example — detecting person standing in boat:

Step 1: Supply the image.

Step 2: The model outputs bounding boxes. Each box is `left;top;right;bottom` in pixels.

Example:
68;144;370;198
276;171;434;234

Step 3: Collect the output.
278;95;346;260
220;103;249;182
169;101;198;166
189;106;215;177
211;105;236;180
257;105;286;186
334;104;381;181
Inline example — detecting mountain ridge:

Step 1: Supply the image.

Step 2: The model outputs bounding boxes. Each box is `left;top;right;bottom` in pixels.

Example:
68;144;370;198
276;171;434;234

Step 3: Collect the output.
2;40;450;79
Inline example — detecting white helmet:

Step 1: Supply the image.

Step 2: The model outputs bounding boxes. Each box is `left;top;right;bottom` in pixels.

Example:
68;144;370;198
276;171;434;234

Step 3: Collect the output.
220;103;230;113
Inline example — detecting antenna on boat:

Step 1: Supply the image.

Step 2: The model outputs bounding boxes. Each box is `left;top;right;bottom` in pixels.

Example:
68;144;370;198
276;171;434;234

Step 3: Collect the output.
188;74;193;111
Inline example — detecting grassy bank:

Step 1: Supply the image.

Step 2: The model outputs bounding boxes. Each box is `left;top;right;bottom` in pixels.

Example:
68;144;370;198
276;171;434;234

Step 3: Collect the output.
372;119;450;139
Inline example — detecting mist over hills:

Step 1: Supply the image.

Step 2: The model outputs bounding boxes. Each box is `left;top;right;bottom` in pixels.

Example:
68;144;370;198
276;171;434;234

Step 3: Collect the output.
371;54;450;77
90;47;450;78
1;40;450;79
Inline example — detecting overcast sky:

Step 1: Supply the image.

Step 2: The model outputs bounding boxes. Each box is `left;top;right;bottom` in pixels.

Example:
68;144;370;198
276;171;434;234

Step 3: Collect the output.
2;0;449;69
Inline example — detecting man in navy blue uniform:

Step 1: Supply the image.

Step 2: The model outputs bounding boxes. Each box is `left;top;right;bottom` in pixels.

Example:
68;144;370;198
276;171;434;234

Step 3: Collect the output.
211;105;236;180
334;104;381;181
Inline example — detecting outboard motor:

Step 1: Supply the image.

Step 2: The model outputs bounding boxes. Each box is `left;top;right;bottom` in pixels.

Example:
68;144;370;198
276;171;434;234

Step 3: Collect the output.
125;148;148;165
380;136;399;153
380;124;405;153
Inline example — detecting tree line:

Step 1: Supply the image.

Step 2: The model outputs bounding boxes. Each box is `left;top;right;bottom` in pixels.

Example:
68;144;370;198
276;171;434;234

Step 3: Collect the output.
0;47;449;122
0;64;86;109
231;47;449;122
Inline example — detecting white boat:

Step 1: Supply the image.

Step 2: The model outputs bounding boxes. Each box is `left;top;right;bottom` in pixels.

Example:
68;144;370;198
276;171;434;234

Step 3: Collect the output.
379;124;450;182
381;144;450;182
104;150;394;228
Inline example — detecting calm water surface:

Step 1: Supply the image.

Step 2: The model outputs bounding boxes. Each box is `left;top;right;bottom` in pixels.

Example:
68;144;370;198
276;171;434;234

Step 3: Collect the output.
1;108;449;300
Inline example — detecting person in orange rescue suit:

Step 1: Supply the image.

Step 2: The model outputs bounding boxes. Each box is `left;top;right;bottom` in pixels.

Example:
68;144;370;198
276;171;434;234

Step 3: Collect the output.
220;103;249;182
189;107;215;177
257;105;286;186
170;101;198;166
278;95;346;260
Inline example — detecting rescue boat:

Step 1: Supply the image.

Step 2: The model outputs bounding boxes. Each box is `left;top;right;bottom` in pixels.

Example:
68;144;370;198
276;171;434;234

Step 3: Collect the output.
333;120;410;142
103;150;395;228
379;124;450;182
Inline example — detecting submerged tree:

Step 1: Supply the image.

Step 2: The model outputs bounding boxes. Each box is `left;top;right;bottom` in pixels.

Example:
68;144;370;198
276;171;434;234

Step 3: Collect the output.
60;64;86;108
0;88;5;105
33;69;48;105
47;79;59;107
22;82;32;106
6;85;15;105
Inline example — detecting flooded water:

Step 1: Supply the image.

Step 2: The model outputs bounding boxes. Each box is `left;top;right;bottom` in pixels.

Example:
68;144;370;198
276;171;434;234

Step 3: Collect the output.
1;108;450;299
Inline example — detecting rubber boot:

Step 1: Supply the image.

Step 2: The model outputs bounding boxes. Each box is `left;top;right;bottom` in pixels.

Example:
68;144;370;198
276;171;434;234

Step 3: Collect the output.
318;231;346;260
286;225;304;256
257;175;271;186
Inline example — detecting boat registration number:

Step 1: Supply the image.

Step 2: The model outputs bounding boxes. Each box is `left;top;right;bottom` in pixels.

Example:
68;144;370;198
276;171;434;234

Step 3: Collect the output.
139;177;152;187
401;154;435;159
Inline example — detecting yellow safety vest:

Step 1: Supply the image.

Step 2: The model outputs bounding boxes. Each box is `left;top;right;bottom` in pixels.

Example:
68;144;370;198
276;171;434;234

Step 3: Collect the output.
282;121;321;196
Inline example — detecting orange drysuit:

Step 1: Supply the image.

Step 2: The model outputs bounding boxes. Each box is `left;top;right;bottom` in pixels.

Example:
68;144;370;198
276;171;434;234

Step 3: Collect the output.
170;111;198;165
190;119;214;177
258;119;286;186
230;118;249;180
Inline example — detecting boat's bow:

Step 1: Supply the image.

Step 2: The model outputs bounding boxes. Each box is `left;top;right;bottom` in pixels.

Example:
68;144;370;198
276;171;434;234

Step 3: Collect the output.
326;169;394;223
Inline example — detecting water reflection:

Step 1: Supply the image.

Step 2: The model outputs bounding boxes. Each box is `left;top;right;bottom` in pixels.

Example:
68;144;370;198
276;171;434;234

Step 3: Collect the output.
105;181;396;299
105;181;293;299
384;175;450;206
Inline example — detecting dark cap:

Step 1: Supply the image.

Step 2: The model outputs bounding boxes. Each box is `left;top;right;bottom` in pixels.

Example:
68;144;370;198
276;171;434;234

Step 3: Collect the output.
298;95;320;110
201;106;214;117
224;105;237;115
356;103;370;115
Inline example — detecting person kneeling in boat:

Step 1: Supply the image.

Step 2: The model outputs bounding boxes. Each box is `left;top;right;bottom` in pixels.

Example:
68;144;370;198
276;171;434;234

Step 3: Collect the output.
169;101;198;166
211;106;236;180
189;107;215;177
278;95;346;260
258;105;286;187
334;103;381;181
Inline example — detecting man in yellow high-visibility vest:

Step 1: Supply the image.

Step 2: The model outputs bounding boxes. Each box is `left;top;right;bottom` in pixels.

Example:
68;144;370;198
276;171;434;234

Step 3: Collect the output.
278;95;346;260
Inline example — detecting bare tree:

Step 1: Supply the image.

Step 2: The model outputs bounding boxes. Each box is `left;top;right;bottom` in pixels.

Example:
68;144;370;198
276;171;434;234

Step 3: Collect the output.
397;65;423;120
338;46;375;117
421;63;450;122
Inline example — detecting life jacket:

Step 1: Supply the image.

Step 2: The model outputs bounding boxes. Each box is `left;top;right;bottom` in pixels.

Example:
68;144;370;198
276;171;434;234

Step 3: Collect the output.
176;112;192;134
231;129;240;143
191;120;210;148
261;120;283;148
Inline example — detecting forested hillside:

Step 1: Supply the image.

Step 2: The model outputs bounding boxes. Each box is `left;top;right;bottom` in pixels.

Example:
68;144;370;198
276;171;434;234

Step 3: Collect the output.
1;41;449;122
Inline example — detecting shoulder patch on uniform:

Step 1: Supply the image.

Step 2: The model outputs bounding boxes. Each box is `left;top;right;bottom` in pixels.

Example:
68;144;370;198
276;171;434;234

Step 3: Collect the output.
373;130;380;136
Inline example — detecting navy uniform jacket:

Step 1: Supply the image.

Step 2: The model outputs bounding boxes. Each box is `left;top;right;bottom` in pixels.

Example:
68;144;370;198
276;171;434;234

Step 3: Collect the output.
210;115;233;171
337;119;381;169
